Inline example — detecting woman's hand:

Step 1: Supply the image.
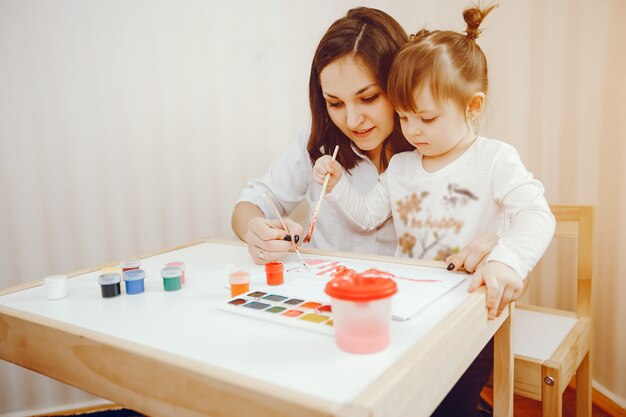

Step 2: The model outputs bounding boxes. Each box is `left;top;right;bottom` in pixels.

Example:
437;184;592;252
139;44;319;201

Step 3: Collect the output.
445;231;499;273
313;155;343;192
245;217;304;264
469;261;525;320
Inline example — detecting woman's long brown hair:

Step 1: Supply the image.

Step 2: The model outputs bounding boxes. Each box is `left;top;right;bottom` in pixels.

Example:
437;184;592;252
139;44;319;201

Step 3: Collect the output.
307;7;414;172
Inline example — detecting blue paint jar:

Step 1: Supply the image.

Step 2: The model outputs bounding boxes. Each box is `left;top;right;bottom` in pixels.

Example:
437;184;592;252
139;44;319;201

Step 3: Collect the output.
123;269;145;295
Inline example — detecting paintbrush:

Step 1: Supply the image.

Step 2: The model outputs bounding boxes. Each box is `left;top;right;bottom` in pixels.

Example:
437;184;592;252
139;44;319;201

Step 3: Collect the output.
303;145;339;244
265;192;309;271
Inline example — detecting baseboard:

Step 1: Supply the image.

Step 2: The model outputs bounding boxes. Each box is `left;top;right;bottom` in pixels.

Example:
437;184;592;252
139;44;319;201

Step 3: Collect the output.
566;377;626;416
591;381;626;416
0;399;112;417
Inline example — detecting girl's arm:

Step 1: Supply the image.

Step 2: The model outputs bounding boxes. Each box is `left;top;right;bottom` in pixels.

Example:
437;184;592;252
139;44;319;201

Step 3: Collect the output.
469;145;556;319
326;173;392;230
485;146;556;278
309;153;391;231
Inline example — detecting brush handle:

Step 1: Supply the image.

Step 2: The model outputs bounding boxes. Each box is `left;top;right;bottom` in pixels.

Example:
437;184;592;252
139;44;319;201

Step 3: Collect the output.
265;192;291;233
313;145;339;215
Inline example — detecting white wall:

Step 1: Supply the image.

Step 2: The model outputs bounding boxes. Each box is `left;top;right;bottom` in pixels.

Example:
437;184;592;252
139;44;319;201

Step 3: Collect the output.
1;0;625;414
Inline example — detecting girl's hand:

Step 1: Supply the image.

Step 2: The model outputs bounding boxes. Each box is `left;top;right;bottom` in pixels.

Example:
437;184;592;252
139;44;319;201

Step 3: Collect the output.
313;155;343;192
469;261;525;320
445;231;499;273
245;217;304;264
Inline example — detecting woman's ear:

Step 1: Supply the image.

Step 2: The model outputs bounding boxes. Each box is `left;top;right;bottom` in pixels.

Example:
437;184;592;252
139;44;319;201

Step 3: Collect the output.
466;92;485;121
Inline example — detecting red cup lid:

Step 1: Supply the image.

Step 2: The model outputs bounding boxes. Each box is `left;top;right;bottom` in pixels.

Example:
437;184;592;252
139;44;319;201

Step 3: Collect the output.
324;267;397;301
265;261;283;273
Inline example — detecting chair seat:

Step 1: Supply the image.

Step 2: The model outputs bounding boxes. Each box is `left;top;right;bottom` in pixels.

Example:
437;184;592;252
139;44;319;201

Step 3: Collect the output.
514;307;577;360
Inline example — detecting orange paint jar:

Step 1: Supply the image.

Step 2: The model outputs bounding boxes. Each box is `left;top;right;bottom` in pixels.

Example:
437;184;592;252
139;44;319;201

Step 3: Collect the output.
265;261;284;286
228;271;251;297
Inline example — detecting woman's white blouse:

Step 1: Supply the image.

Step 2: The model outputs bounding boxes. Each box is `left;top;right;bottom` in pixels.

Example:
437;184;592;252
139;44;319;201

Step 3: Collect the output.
236;128;396;256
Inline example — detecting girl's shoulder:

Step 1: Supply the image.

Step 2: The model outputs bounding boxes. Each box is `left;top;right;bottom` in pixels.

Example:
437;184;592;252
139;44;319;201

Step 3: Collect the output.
475;136;520;158
389;149;420;166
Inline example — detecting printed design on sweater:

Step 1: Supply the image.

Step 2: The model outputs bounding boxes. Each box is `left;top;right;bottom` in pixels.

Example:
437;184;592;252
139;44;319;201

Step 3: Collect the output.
396;191;429;225
395;183;479;259
399;232;417;258
443;183;479;207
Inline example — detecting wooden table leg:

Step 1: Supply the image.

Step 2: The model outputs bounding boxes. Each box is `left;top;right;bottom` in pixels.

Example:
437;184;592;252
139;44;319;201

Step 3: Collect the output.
493;303;514;417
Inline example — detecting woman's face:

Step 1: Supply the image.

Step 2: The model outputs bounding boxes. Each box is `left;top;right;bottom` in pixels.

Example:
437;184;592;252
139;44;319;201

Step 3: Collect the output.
319;55;395;158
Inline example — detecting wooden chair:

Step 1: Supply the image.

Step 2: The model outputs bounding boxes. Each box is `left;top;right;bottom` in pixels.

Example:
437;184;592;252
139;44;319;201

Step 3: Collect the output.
514;205;594;416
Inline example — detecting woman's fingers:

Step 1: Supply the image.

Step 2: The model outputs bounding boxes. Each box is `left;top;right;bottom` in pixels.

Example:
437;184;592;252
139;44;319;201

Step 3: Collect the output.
283;219;304;243
245;217;305;263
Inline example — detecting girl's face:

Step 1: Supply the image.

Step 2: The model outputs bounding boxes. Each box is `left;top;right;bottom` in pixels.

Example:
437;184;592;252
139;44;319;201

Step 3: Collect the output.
397;85;472;158
319;55;395;158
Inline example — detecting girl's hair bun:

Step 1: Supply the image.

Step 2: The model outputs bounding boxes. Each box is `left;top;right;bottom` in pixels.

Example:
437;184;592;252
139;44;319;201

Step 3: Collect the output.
410;28;430;42
463;4;498;40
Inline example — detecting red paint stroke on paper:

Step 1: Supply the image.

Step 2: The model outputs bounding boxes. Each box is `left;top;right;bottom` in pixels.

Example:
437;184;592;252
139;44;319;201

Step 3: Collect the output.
331;266;441;283
305;259;327;265
317;264;343;276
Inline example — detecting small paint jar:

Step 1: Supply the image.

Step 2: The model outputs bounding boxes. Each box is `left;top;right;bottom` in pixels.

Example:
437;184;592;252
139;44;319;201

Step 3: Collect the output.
228;271;251;297
98;273;122;298
120;258;141;272
43;274;67;300
166;261;186;284
123;269;145;295
325;268;397;354
265;261;284;286
161;266;182;292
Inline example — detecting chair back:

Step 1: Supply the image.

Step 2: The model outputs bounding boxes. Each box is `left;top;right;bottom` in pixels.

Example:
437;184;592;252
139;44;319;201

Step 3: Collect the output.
550;205;594;318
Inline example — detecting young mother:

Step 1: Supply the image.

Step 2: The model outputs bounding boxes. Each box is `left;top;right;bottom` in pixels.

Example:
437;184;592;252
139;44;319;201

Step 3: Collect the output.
232;7;497;417
231;7;496;273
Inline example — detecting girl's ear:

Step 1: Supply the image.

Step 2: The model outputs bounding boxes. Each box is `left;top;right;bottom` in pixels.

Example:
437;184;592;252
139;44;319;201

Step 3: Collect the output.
466;92;485;121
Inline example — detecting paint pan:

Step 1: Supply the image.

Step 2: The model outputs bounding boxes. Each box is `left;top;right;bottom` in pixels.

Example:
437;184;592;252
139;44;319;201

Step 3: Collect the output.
221;290;333;335
98;273;122;298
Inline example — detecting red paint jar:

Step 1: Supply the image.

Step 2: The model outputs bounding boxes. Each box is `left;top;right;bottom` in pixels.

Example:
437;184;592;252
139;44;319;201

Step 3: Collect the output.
166;261;186;284
120;258;141;272
265;261;284;286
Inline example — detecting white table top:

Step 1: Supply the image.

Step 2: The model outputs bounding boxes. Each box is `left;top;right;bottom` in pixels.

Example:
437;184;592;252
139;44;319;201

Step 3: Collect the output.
0;241;475;406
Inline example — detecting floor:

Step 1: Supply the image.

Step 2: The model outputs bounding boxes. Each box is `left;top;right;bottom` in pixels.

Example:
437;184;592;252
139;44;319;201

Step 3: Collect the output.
480;385;618;417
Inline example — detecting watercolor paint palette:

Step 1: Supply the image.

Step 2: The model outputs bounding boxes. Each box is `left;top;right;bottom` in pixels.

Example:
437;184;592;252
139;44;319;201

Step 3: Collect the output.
221;290;334;336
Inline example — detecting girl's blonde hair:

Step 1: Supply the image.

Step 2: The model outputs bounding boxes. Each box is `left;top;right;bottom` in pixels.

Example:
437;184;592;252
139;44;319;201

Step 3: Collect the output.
387;4;497;114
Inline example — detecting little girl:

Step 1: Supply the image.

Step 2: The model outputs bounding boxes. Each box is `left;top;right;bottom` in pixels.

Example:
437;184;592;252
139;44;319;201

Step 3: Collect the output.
314;6;555;415
315;4;554;320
